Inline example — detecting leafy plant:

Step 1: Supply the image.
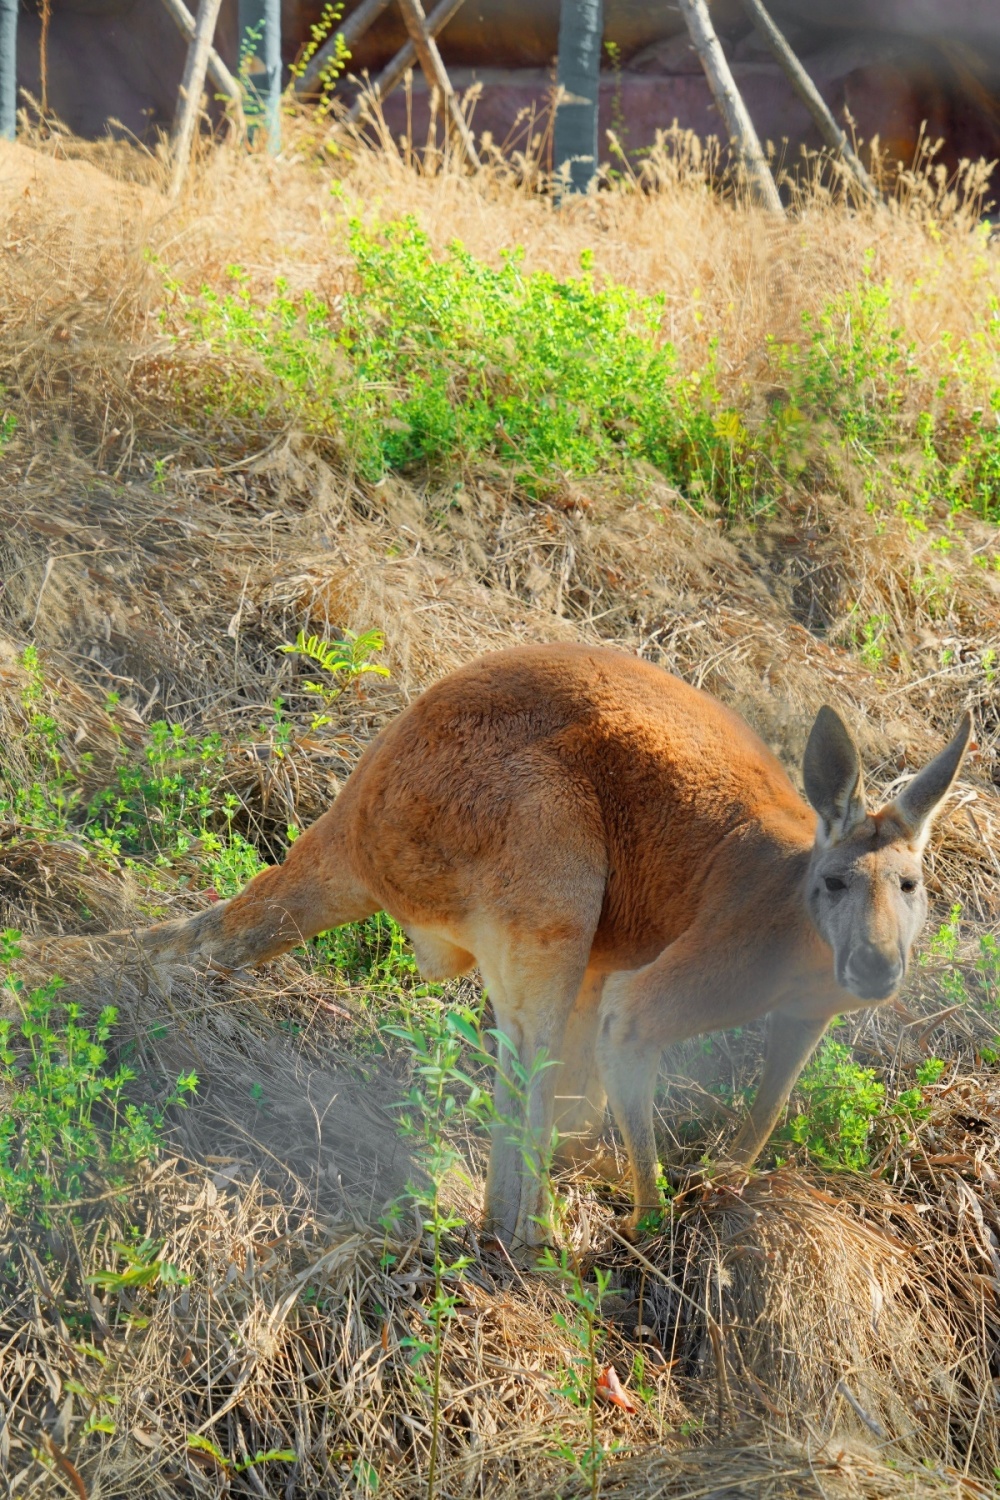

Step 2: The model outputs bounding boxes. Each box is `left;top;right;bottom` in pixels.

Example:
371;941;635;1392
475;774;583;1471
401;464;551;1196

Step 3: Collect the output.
0;930;198;1220
310;910;423;993
382;997;571;1498
0;645;80;831
171;221;1000;522
281;627;390;727
851;609;891;670
86;718;226;861
177;223;754;508
781;1034;944;1170
186;1434;297;1474
89;1235;191;1291
286;0;349;105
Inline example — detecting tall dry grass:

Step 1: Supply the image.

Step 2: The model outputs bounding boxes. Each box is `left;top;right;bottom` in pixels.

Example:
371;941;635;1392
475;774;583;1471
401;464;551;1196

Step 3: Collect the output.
3;111;998;441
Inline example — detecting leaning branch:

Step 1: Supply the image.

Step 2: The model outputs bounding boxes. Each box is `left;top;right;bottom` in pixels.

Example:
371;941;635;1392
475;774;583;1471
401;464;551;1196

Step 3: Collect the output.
169;0;225;197
159;0;243;123
676;0;783;214
738;0;880;204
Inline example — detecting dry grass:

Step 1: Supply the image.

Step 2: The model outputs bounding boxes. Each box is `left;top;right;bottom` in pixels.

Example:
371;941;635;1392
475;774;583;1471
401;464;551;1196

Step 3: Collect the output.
1;118;1000;1497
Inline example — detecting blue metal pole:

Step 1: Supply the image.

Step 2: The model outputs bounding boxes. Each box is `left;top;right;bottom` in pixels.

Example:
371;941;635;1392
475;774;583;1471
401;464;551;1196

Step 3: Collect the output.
238;0;281;152
553;0;603;195
0;0;17;142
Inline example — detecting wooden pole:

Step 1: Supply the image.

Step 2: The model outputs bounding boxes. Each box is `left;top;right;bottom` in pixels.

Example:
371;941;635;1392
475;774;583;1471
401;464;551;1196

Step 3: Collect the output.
553;0;604;196
160;0;243;118
295;0;391;96
395;0;478;168
344;0;467;124
676;0;783;214
738;0;880;204
170;0;225;197
0;0;16;142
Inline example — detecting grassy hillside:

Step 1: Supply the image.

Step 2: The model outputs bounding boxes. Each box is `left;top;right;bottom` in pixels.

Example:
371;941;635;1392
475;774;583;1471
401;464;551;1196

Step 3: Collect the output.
1;121;999;1498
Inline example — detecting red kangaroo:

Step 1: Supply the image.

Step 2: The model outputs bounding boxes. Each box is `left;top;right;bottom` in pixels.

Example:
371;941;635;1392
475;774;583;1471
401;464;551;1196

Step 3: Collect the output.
140;644;971;1248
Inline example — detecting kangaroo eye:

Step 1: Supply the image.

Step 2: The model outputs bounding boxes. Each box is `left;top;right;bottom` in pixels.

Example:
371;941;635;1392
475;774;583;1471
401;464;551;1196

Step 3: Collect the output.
824;876;847;893
900;877;919;894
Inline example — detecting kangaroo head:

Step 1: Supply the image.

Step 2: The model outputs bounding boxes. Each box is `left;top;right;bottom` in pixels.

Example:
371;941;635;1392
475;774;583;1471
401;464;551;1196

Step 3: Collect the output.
802;706;971;1003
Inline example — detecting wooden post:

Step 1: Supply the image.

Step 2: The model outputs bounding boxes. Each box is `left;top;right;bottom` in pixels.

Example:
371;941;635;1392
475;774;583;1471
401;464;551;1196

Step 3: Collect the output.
676;0;783;214
170;0;225;197
238;0;281;151
395;0;478;168
160;0;243;122
0;0;16;142
295;0;391;96
738;0;880;204
553;0;604;196
344;0;467;124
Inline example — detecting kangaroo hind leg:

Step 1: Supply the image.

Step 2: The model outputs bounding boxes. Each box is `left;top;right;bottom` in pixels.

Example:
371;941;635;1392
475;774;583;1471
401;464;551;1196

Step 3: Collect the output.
140;804;377;972
480;928;598;1251
552;969;608;1169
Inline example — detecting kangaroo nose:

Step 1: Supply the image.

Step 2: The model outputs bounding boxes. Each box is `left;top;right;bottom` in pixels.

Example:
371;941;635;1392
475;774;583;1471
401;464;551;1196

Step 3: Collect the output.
845;943;903;1000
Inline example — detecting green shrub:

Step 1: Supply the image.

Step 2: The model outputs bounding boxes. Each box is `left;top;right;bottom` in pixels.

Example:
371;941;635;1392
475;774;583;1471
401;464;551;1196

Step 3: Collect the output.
178;219;755;506
175;222;1000;522
781;1036;944;1171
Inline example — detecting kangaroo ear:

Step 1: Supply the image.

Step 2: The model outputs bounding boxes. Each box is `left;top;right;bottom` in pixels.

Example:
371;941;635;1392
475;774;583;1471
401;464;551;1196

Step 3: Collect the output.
803;705;867;846
885;712;972;848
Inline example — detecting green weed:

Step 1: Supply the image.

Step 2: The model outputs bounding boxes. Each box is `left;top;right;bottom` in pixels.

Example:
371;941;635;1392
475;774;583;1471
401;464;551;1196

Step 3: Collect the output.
177;220;752;508
86;718;226;861
793;259;917;456
0;930;197;1221
89;1235;191;1291
381;989;615;1498
541;1248;612;1498
0;632;378;900
0;644;81;830
173;221;1000;522
186;1435;297;1476
286;0;349;105
309;910;425;996
922;905;1000;1011
281;626;389;728
382;1002;496;1500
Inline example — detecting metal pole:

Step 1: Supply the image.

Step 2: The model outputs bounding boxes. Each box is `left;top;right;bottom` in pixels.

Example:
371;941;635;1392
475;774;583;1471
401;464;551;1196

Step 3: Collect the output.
677;0;783;214
0;0;16;142
738;0;880;204
553;0;603;196
238;0;281;151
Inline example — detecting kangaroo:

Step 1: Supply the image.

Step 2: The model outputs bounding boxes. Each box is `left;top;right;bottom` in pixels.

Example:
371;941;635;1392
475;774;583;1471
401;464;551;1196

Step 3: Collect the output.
139;644;971;1248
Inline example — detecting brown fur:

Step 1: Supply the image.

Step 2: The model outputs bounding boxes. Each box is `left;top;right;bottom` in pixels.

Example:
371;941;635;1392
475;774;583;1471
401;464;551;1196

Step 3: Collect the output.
140;644;971;1247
